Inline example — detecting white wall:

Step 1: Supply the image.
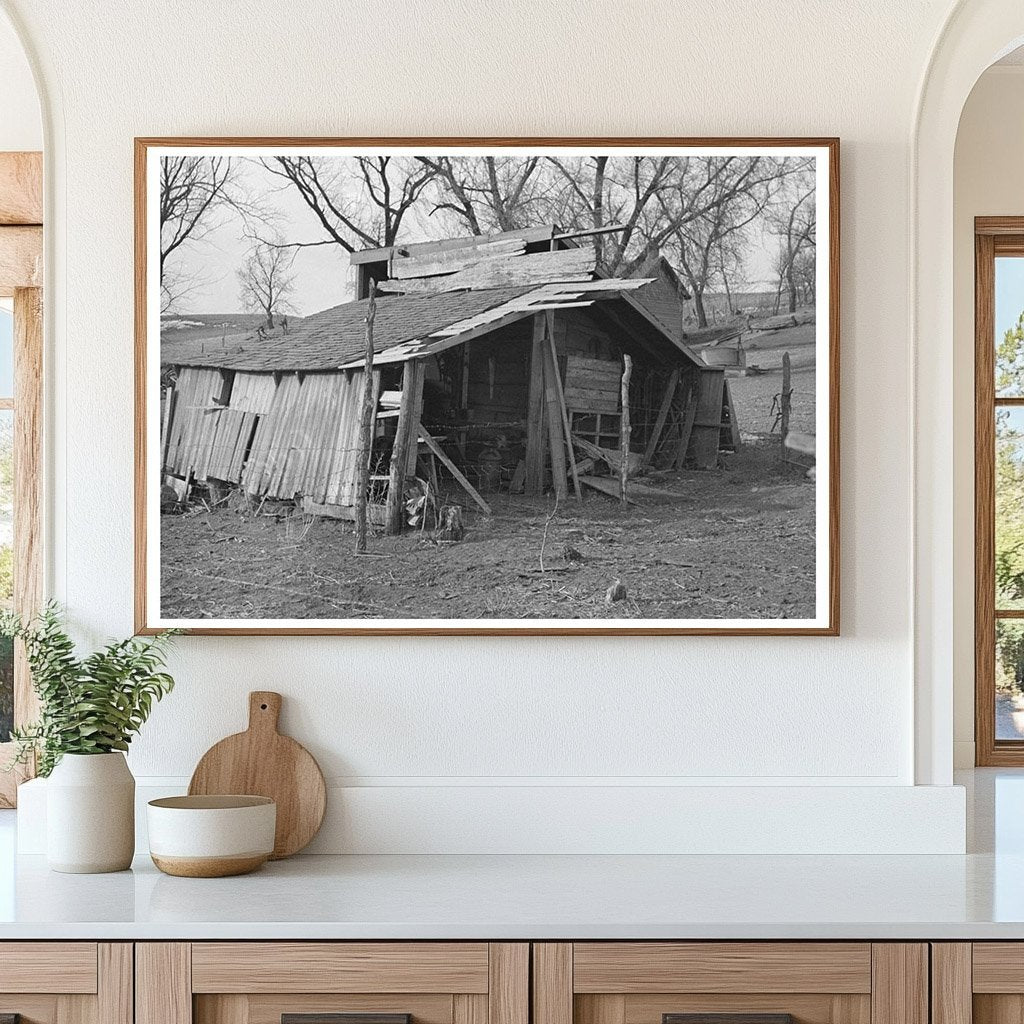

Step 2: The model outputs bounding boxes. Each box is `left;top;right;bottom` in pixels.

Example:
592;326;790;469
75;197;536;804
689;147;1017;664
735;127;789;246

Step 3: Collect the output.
952;66;1024;767
0;10;39;152
1;0;972;852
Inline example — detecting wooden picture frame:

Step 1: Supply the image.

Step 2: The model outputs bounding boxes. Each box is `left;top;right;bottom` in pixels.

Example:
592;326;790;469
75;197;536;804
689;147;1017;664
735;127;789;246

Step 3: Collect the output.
135;137;840;636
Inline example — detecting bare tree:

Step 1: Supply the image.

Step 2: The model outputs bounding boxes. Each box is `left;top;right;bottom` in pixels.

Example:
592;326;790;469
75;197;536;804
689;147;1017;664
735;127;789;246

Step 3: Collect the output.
237;237;296;329
418;156;550;233
770;185;816;314
160;156;240;311
261;156;436;251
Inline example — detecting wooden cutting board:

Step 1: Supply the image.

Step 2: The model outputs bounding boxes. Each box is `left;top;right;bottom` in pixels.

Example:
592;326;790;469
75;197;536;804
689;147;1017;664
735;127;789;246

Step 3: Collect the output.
188;691;326;859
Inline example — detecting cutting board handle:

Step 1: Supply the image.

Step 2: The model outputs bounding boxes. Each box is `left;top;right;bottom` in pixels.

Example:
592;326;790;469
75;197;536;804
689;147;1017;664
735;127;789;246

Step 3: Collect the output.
248;691;282;734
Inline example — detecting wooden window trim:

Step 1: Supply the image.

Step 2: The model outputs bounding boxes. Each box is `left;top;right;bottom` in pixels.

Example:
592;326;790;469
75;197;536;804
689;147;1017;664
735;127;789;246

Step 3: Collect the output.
0;152;43;807
975;217;1024;765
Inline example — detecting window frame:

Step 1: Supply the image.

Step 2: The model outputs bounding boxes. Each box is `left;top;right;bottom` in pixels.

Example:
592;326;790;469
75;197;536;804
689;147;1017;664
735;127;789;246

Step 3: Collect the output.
975;218;1024;764
0;152;43;807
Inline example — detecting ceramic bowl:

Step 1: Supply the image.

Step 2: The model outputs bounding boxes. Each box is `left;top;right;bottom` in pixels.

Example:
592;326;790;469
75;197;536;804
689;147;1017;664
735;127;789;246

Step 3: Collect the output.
147;795;276;877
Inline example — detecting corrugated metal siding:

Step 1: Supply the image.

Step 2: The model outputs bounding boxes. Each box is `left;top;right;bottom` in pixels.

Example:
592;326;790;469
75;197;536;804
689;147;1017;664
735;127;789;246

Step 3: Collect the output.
163;367;258;483
229;371;277;412
241;369;379;506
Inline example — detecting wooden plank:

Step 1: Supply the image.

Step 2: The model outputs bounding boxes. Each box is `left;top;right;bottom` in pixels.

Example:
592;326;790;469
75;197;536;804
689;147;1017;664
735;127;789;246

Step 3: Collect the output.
931;945;972;1024
579;475;638;504
724;379;742;449
389;238;526;278
13;287;42;738
643;368;679;466
971;944;1024;991
192;942;489;994
690;368;725;469
564;390;619;414
572;943;871;994
0;943;97;994
525;314;547;495
489;943;529;1024
136;944;191;1024
386;248;596;293
533;944;573;1024
98;944;133;1024
566;355;625;378
870;945;927;1024
619;354;632;503
0;152;42;225
673;390;698;470
0;225;42;294
384;359;425;535
416;425;491;515
546;311;582;501
542;327;569;500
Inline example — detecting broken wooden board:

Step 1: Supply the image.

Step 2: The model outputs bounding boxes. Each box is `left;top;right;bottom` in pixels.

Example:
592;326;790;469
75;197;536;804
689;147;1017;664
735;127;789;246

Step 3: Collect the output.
389;237;527;279
416;423;492;515
578;474;639;504
381;247;597;294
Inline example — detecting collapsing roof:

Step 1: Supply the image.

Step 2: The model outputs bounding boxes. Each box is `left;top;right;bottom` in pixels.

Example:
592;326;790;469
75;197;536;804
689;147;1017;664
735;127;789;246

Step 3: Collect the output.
162;228;703;373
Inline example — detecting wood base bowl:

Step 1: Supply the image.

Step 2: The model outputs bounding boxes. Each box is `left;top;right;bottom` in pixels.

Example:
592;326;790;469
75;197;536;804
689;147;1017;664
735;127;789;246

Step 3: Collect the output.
147;795;276;878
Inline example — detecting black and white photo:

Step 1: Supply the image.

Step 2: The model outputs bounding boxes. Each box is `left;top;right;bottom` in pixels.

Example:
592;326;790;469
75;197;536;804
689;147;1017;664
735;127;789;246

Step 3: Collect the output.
137;140;838;634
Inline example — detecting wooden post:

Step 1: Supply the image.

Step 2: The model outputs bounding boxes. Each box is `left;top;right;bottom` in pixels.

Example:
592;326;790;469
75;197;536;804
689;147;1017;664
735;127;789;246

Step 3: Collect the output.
353;282;377;553
619;353;632;504
544;310;582;502
542;331;568;501
781;350;792;457
385;358;426;535
642;366;679;467
524;315;547;495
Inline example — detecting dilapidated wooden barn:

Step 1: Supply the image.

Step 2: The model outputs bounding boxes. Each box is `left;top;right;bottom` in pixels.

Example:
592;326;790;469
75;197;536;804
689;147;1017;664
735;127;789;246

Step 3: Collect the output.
160;226;739;533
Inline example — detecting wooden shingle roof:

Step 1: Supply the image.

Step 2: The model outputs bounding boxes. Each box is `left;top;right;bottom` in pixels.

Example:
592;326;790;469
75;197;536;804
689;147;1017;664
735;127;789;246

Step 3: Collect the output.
162;286;535;372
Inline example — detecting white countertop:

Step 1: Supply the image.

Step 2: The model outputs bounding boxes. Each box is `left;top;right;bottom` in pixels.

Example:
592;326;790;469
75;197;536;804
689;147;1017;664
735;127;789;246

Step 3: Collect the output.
0;849;1021;940
0;769;1021;941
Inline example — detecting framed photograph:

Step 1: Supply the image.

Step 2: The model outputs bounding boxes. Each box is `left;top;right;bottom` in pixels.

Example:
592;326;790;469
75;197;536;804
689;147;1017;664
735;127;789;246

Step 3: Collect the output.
135;137;839;635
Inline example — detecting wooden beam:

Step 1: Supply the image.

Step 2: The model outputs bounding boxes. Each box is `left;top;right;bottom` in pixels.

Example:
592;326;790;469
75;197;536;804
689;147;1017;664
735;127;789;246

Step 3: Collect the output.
642;367;679;467
13;287;42;737
619;354;632;504
524;315;547;495
724;378;742;449
0;226;42;295
417;424;491;515
384;359;426;535
544;310;582;502
0;153;42;225
542;326;568;501
673;386;698;470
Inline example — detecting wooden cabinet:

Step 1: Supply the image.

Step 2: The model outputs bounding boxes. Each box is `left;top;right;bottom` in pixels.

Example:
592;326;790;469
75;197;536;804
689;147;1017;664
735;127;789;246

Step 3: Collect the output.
136;944;528;1024
532;944;929;1024
0;942;132;1024
932;943;1024;1024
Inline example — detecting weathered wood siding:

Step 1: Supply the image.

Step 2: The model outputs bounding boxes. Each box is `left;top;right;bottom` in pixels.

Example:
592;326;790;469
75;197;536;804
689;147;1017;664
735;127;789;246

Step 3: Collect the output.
464;321;531;423
241;369;380;505
163;366;258;484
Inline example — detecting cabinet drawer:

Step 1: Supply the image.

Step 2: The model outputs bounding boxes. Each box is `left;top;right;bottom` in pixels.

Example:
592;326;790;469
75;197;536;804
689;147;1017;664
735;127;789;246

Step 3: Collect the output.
0;943;130;1024
533;944;925;1024
139;943;528;1024
0;942;98;994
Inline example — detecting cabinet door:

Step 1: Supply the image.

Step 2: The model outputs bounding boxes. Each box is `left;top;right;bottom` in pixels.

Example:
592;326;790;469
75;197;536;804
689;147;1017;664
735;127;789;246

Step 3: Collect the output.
137;943;528;1024
941;943;1024;1024
533;944;928;1024
0;943;131;1024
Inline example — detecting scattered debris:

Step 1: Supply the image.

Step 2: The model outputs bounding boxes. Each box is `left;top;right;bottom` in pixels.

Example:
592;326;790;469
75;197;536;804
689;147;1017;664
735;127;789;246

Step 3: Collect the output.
562;544;584;563
605;579;627;605
435;505;465;542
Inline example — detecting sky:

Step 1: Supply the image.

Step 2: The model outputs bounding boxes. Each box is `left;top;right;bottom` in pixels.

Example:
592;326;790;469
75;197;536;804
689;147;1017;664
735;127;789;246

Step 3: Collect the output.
165;156;793;318
997;256;1024;341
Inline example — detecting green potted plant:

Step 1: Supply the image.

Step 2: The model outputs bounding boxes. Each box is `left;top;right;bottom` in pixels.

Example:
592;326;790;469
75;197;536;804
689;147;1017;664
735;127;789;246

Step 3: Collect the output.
2;604;177;873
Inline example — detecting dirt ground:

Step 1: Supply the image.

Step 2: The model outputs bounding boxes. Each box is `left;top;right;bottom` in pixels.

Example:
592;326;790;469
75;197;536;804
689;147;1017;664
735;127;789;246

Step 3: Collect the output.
160;438;816;622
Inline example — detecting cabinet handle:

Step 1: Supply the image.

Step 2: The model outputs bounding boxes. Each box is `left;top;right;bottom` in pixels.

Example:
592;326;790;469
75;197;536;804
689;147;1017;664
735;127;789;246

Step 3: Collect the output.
283;1015;411;1024
664;1016;794;1024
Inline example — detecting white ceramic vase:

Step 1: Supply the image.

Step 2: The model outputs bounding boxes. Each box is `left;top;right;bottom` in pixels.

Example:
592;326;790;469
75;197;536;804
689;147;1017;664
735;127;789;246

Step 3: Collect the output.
46;752;135;873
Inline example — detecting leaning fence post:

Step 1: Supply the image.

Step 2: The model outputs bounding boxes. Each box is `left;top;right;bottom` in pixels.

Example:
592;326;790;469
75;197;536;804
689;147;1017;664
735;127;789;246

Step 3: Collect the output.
354;281;377;553
780;350;791;462
620;353;632;505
